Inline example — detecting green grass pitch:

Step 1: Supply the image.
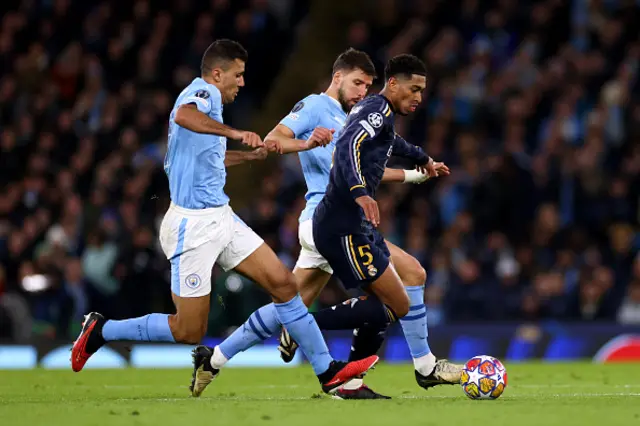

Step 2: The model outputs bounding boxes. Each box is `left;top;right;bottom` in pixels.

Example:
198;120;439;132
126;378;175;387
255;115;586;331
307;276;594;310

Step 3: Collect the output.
1;363;639;426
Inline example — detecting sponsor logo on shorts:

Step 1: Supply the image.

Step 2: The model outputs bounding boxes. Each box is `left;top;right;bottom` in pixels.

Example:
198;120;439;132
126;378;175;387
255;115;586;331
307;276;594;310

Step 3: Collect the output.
185;274;201;289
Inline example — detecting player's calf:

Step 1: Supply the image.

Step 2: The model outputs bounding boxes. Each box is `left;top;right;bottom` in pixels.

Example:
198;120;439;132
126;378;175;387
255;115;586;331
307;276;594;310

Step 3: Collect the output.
168;293;210;344
312;294;399;331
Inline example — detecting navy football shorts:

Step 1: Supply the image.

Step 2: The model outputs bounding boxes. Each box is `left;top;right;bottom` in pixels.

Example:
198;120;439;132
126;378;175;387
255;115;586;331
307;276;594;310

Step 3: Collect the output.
313;226;390;289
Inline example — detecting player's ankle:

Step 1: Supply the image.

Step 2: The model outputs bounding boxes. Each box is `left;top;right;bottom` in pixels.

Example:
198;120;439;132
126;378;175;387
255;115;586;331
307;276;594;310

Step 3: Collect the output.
210;345;229;370
414;352;436;376
316;360;339;383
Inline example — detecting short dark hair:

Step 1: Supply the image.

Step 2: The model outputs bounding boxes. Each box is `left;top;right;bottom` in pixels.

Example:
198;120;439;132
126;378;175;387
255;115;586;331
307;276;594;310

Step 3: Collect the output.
384;54;427;81
332;48;377;78
201;39;248;75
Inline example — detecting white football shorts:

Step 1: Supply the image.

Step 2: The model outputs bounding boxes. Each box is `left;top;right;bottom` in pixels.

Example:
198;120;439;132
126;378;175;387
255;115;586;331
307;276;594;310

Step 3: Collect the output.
294;219;333;274
159;203;264;297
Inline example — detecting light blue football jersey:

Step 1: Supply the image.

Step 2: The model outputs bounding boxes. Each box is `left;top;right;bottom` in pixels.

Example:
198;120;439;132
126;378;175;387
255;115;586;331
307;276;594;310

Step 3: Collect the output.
164;78;229;209
279;93;347;222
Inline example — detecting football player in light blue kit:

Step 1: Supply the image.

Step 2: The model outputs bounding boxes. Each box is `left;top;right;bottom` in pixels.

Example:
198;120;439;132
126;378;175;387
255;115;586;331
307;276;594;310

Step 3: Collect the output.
71;40;379;396
192;48;459;400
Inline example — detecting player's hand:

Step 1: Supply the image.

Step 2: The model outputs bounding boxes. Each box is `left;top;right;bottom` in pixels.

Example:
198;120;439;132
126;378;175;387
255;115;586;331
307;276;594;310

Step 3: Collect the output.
433;161;450;176
355;195;380;228
416;157;438;178
238;131;264;148
265;139;283;154
305;127;334;149
404;161;450;183
250;147;268;161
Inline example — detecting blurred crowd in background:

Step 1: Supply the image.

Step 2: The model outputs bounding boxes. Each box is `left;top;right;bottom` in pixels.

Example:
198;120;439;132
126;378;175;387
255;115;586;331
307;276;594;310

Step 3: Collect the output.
1;0;639;342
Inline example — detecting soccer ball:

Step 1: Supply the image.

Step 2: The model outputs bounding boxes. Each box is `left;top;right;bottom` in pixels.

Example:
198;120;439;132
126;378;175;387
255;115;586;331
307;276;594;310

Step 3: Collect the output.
460;355;507;400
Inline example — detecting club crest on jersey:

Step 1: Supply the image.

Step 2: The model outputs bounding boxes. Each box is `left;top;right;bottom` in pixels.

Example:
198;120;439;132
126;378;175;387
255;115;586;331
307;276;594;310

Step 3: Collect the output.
194;89;210;99
291;101;304;113
185;274;201;289
368;112;383;128
367;264;378;277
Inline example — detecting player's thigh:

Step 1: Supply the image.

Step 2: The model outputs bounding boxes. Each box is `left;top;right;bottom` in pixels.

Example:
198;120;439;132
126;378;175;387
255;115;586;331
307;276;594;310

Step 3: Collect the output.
367;263;410;319
217;212;298;303
293;267;332;307
231;243;297;303
386;239;427;287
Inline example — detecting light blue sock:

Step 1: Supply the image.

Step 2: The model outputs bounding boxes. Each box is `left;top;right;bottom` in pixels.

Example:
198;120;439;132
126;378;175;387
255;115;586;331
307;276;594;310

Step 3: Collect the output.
274;295;332;375
102;314;175;342
399;286;431;358
218;303;280;359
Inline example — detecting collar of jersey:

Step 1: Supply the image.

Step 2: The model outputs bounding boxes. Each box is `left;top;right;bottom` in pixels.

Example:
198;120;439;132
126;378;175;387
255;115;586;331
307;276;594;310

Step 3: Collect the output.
379;94;396;114
320;92;343;112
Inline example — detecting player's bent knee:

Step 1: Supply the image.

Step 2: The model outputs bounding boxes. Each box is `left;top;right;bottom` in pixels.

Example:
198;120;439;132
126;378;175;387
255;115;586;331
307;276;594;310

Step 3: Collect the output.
402;259;427;287
168;314;207;344
268;270;298;303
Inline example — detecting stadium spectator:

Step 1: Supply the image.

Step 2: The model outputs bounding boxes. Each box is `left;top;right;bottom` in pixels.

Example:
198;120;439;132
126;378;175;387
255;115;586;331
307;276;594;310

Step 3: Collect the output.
0;0;638;341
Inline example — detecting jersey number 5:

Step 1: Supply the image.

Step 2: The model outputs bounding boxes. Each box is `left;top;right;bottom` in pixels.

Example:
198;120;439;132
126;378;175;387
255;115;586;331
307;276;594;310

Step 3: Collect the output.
358;245;373;265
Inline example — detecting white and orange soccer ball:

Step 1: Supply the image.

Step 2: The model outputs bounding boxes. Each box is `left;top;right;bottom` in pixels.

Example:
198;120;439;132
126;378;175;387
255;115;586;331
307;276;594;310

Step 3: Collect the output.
460;355;508;400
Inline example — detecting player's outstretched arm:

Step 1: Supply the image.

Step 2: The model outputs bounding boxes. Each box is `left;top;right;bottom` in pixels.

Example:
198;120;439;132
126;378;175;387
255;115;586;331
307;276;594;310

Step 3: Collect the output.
392;134;447;178
381;163;450;183
174;104;263;148
224;148;268;167
264;125;334;154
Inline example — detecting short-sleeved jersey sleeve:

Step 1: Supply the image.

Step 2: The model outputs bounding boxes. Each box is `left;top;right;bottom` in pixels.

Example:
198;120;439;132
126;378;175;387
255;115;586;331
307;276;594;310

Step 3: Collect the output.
179;85;222;116
279;98;317;138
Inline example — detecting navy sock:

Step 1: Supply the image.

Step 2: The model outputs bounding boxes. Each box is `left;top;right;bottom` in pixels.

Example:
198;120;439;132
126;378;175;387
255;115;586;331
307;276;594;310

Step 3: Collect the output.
348;324;388;362
312;295;396;331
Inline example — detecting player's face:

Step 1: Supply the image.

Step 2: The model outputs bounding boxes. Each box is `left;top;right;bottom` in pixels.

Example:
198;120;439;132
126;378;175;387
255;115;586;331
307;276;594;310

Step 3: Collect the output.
392;74;427;115
337;69;374;111
218;59;246;104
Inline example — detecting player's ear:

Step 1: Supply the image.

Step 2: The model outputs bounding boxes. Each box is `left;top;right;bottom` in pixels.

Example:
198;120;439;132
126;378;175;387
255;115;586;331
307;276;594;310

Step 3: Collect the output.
332;70;342;85
211;67;223;83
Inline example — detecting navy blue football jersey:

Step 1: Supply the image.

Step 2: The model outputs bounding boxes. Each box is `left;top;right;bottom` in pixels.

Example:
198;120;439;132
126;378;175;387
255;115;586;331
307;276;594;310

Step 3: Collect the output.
314;94;429;234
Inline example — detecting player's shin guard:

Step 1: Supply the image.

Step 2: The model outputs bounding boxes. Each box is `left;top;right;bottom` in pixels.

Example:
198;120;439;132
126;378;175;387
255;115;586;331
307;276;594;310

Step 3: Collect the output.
348;324;388;362
274;295;332;375
399;285;434;376
312;295;396;331
102;313;175;342
217;304;279;365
